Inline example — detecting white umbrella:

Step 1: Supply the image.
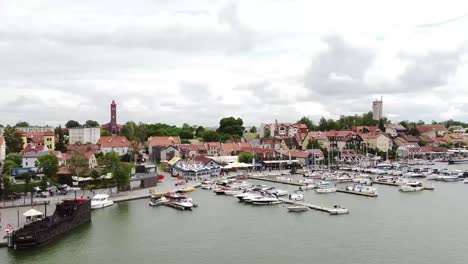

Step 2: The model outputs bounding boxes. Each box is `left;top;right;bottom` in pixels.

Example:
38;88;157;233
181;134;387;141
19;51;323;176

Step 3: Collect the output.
23;209;44;217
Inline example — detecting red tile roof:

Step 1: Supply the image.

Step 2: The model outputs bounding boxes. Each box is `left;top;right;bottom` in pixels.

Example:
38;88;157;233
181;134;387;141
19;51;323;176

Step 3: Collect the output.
97;136;131;148
275;149;310;158
416;124;447;133
192;155;217;165
307;132;328;140
66;144;98;154
148;136;181;147
22;144;47;153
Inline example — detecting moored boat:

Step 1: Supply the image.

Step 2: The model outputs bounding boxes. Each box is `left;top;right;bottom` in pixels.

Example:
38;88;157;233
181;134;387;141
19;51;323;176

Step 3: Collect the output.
315;181;337;193
399;181;424;192
289;190;304;201
91;194;114;209
287;205;309;212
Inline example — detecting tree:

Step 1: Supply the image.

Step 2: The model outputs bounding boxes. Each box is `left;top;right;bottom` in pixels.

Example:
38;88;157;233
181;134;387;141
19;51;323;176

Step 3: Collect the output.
318;117;328;131
418;140;428;147
238;152;256;163
22;172;31;197
307;139;321;149
408;123;420;136
40;176;48;191
15;121;29;127
2;160;19;175
1;176;12;198
121;121;137;141
195;126;205;138
69;151;90;177
65;120;81;129
5;153;22;165
297;116;315;131
179;129;194;139
113;163;131;192
217;117;244;137
101;152;121;173
37;154;59;179
55;125;66;152
3;126;24;154
264;128;271;137
84;120;100;127
202;130;220;142
249;126;257;133
378;118;385;132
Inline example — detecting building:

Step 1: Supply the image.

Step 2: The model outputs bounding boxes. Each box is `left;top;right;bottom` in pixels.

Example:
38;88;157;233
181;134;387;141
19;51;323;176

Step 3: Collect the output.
179;144;207;158
205;142;222;156
0;136;5;162
57;151;98;169
302;132;330;150
372;98;383;121
66;143;99;154
385;124;407;138
259;121;308;138
68;127;101;144
326;131;363;151
192;155;221;167
21;145;49;168
20;131;55;150
97;136;132;155
148;136;181;162
221;142;252;156
102;100;123;134
352;126;380;134
416;124;448;138
360;133;393;152
448;125;466;134
0;126;54;135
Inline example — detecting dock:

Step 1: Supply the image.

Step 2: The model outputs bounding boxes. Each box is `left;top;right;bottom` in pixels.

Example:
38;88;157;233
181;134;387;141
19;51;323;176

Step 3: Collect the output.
336;189;378;197
248;176;303;186
279;198;349;215
372;181;399;186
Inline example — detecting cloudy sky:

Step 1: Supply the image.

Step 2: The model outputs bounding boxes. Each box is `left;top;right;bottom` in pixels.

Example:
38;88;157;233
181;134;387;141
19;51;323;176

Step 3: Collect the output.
1;0;467;127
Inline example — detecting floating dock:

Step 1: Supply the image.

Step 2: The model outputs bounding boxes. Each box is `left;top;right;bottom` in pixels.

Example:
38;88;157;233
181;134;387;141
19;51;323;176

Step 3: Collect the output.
279;198;349;215
372;181;399;186
248;176;303;186
336;189;378;197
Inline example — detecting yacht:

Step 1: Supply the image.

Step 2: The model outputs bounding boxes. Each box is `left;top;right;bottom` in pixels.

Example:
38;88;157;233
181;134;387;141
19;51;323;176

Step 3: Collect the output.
265;187;288;197
315;181;337;193
250;193;281;205
399;181;424;192
336;174;353;183
149;196;168;206
287;205;309;212
91;194;114;209
168;198;195;210
328;205;349;215
345;185;378;195
403;168;425;178
289;190;304;201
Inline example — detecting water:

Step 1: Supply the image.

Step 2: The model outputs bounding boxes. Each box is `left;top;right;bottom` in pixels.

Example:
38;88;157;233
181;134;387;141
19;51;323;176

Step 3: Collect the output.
2;164;468;264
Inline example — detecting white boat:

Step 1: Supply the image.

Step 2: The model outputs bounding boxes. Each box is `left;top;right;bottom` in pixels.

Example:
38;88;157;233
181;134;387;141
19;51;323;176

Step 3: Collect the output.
336;175;353;183
250;193;281;205
328;205;349;215
345;185;378;195
436;175;459;182
289;190;304;201
287;205;309;212
169;198;195;209
91;194;114;209
298;178;315;184
463;178;468;184
315;181;337;193
399;181;424;192
149;196;168;206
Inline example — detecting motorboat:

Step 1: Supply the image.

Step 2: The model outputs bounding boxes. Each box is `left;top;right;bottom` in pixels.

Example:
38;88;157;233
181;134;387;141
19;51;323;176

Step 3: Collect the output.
91;194;114;209
250;193;281;205
287;205;309;212
315;181;337;193
168;198;195;210
436;175;459;182
300;183;317;190
403;168;425;178
149;196;168;206
463;178;468;184
399;181;424;192
336;174;353;183
213;187;230;195
265;187;288;197
328;205;349;215
374;176;401;184
235;191;263;202
345;185;378;195
201;184;215;190
177;187;195;193
289;190;304;201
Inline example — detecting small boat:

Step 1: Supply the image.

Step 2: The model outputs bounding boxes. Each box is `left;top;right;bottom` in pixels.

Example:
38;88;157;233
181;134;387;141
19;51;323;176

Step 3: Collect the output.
463;178;468;184
250;193;281;205
399;181;424;192
289;190;304;201
177;187;195;193
345;185;378;195
91;194;114;209
315;181;337;193
329;205;349;215
213;187;229;195
167;198;195;210
149;196;168;206
436;175;459;182
287;205;309;212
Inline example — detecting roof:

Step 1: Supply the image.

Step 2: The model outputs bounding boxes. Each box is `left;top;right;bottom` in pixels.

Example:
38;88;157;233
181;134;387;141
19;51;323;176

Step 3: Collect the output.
416;124;447;133
179;144;207;152
22;144;47;154
400;135;420;143
275;149;310;158
22;150;50;158
325;130;354;138
97;136;132;148
386;124;407;131
66;143;98;154
352;126;379;133
148;136;181;147
192;155;217;165
222;142;252;153
307;131;328;140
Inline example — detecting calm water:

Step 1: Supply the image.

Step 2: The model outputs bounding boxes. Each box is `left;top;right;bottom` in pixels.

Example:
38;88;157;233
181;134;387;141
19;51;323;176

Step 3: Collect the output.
2;164;468;264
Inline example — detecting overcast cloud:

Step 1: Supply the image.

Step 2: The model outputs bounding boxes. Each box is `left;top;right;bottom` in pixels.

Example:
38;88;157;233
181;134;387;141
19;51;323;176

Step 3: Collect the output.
1;0;468;127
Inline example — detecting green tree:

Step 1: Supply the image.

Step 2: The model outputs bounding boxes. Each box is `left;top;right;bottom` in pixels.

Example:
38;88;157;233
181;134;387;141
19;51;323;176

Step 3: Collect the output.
40;176;48;191
249;126;257;133
307;139;321;149
5;153;22;165
318;117;328;131
2;160;19;175
180;129;194;139
217;117;244;137
113;163;131;192
202;130;220;142
65;120;81;129
84;120;100;127
408;123;420;136
121;121;137;141
264;128;271;137
55;125;67;152
1;176;12;198
297;116;315;131
195;126;205;138
101;152;121;173
238;152;256;163
418;140;428;146
101;129;112;137
15;121;29;127
3;126;24;154
69;151;90;177
37;154;59;179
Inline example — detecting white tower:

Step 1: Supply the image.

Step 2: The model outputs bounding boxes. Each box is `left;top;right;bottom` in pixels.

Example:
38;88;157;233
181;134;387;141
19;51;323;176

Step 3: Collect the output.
372;97;383;121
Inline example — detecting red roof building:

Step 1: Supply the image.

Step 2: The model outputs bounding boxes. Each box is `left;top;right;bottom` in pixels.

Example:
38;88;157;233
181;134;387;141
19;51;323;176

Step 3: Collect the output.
148;136;181;148
102;100;123;134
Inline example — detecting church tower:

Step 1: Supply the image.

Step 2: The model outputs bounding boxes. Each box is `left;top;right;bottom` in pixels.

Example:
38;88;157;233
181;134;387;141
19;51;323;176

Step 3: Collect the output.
111;100;117;126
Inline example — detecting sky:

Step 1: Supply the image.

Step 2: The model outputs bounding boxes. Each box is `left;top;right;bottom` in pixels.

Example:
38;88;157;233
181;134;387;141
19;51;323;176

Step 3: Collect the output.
0;0;467;127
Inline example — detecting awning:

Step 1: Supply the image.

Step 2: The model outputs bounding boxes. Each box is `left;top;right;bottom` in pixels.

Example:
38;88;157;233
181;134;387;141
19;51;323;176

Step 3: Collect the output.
223;162;253;169
23;209;43;217
167;157;181;166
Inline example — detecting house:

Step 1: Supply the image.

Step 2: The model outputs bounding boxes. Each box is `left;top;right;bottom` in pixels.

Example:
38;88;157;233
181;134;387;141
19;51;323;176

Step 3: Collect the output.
221;142;252;156
352;126;380;134
57;151;98;169
360;133;393;152
239;146;276;161
396;143;421;159
21;145;49;168
97;136;132;156
416;124;448;138
0;136;5;162
179;144;207;159
205;142;222;156
66;143;99;154
20;131;55;150
302;132;330;150
68;127;101;144
260;122;308;138
444;133;466;146
394;135;420;147
148;136;181;162
385;124;407;138
275;149;310;166
448;125;466;134
326;131;363;150
192;155;221;167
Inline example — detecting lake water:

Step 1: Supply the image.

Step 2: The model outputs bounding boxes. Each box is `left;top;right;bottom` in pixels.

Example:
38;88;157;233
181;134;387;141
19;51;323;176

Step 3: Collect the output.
2;163;468;264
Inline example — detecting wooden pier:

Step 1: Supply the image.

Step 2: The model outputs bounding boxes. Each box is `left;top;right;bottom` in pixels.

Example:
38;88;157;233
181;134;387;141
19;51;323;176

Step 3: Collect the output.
279;198;349;215
336;189;378;197
248;176;303;186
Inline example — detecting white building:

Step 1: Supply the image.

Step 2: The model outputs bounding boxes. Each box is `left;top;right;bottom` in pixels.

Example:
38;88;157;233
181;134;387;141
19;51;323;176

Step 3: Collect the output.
69;127;101;144
97;136;132;156
372;98;383;121
22;146;50;168
0;136;6;162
